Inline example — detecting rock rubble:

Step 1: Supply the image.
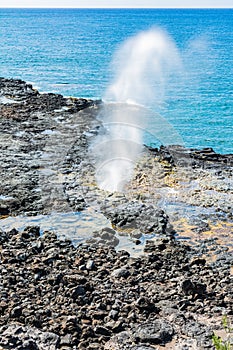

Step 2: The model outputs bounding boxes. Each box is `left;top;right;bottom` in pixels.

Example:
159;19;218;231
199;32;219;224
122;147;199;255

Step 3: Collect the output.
0;78;232;349
0;226;232;349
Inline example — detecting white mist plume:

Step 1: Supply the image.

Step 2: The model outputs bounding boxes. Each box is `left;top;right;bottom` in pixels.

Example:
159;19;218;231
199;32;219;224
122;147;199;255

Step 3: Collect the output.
91;28;182;193
105;28;181;106
92;104;145;192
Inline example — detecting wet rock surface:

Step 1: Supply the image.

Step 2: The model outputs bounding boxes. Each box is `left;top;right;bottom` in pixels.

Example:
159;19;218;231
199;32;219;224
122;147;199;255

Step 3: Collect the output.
0;78;232;349
0;77;101;216
102;202;169;235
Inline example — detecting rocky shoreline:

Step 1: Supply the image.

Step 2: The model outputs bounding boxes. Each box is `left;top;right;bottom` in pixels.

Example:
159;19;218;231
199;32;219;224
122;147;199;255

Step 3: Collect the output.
0;78;232;349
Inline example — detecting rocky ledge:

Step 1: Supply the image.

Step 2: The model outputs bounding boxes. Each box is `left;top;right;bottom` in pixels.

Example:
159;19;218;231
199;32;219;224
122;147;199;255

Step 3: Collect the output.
0;78;232;349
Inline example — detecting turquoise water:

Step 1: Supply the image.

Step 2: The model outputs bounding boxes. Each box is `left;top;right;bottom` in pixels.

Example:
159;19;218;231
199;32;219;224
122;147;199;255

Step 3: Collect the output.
1;9;233;153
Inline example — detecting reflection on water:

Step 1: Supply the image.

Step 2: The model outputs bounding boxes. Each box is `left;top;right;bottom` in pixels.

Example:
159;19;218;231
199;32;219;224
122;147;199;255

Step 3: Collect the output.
0;209;111;246
115;231;156;257
0;208;160;257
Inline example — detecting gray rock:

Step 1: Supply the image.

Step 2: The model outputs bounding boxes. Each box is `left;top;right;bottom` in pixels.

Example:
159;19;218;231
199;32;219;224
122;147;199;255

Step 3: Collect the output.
95;325;111;336
133;320;174;344
104;331;132;350
0;324;60;350
60;333;73;346
111;267;130;279
86;259;95;270
104;202;169;235
131;347;158;350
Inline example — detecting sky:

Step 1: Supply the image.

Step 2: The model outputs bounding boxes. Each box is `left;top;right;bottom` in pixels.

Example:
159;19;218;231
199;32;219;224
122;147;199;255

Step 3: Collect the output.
0;0;232;8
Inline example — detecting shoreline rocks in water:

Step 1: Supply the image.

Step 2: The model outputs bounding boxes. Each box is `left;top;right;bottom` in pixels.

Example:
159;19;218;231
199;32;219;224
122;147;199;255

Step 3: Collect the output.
0;78;232;349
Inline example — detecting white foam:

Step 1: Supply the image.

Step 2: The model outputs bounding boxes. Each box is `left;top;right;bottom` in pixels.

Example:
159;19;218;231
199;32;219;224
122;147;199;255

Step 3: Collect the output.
0;96;20;104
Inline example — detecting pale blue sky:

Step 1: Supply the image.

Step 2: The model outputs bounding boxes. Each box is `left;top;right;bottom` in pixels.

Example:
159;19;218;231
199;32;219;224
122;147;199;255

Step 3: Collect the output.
0;0;232;8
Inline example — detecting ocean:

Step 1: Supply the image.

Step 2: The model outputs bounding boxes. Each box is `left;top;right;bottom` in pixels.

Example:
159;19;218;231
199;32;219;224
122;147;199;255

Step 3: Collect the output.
1;8;233;153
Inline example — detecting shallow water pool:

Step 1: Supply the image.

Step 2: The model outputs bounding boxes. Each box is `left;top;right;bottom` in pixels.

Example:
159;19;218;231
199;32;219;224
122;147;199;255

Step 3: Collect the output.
0;209;111;246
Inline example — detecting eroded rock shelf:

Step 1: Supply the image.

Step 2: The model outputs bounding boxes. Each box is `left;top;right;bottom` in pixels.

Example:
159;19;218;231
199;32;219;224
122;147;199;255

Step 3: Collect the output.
0;78;232;350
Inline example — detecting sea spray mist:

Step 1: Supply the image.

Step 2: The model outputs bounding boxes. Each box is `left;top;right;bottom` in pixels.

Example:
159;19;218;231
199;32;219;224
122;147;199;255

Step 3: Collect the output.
91;28;183;192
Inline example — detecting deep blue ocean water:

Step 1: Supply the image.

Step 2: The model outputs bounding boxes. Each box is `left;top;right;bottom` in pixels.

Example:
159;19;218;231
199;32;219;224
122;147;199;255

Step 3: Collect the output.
1;8;233;153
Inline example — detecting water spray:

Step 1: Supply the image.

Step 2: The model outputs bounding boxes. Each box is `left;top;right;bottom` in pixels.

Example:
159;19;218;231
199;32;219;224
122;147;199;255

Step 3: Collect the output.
91;28;183;192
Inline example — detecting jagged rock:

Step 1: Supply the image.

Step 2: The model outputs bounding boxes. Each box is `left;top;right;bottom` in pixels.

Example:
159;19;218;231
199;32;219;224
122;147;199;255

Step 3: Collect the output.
103;202;169;235
0;324;60;350
133;320;174;344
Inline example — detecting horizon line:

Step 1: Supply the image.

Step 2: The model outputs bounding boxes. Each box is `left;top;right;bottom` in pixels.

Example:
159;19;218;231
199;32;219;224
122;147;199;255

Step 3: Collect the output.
1;6;232;9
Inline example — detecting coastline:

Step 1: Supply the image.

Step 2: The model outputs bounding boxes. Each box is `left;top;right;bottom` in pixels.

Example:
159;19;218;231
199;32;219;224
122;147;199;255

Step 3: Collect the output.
0;78;232;349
